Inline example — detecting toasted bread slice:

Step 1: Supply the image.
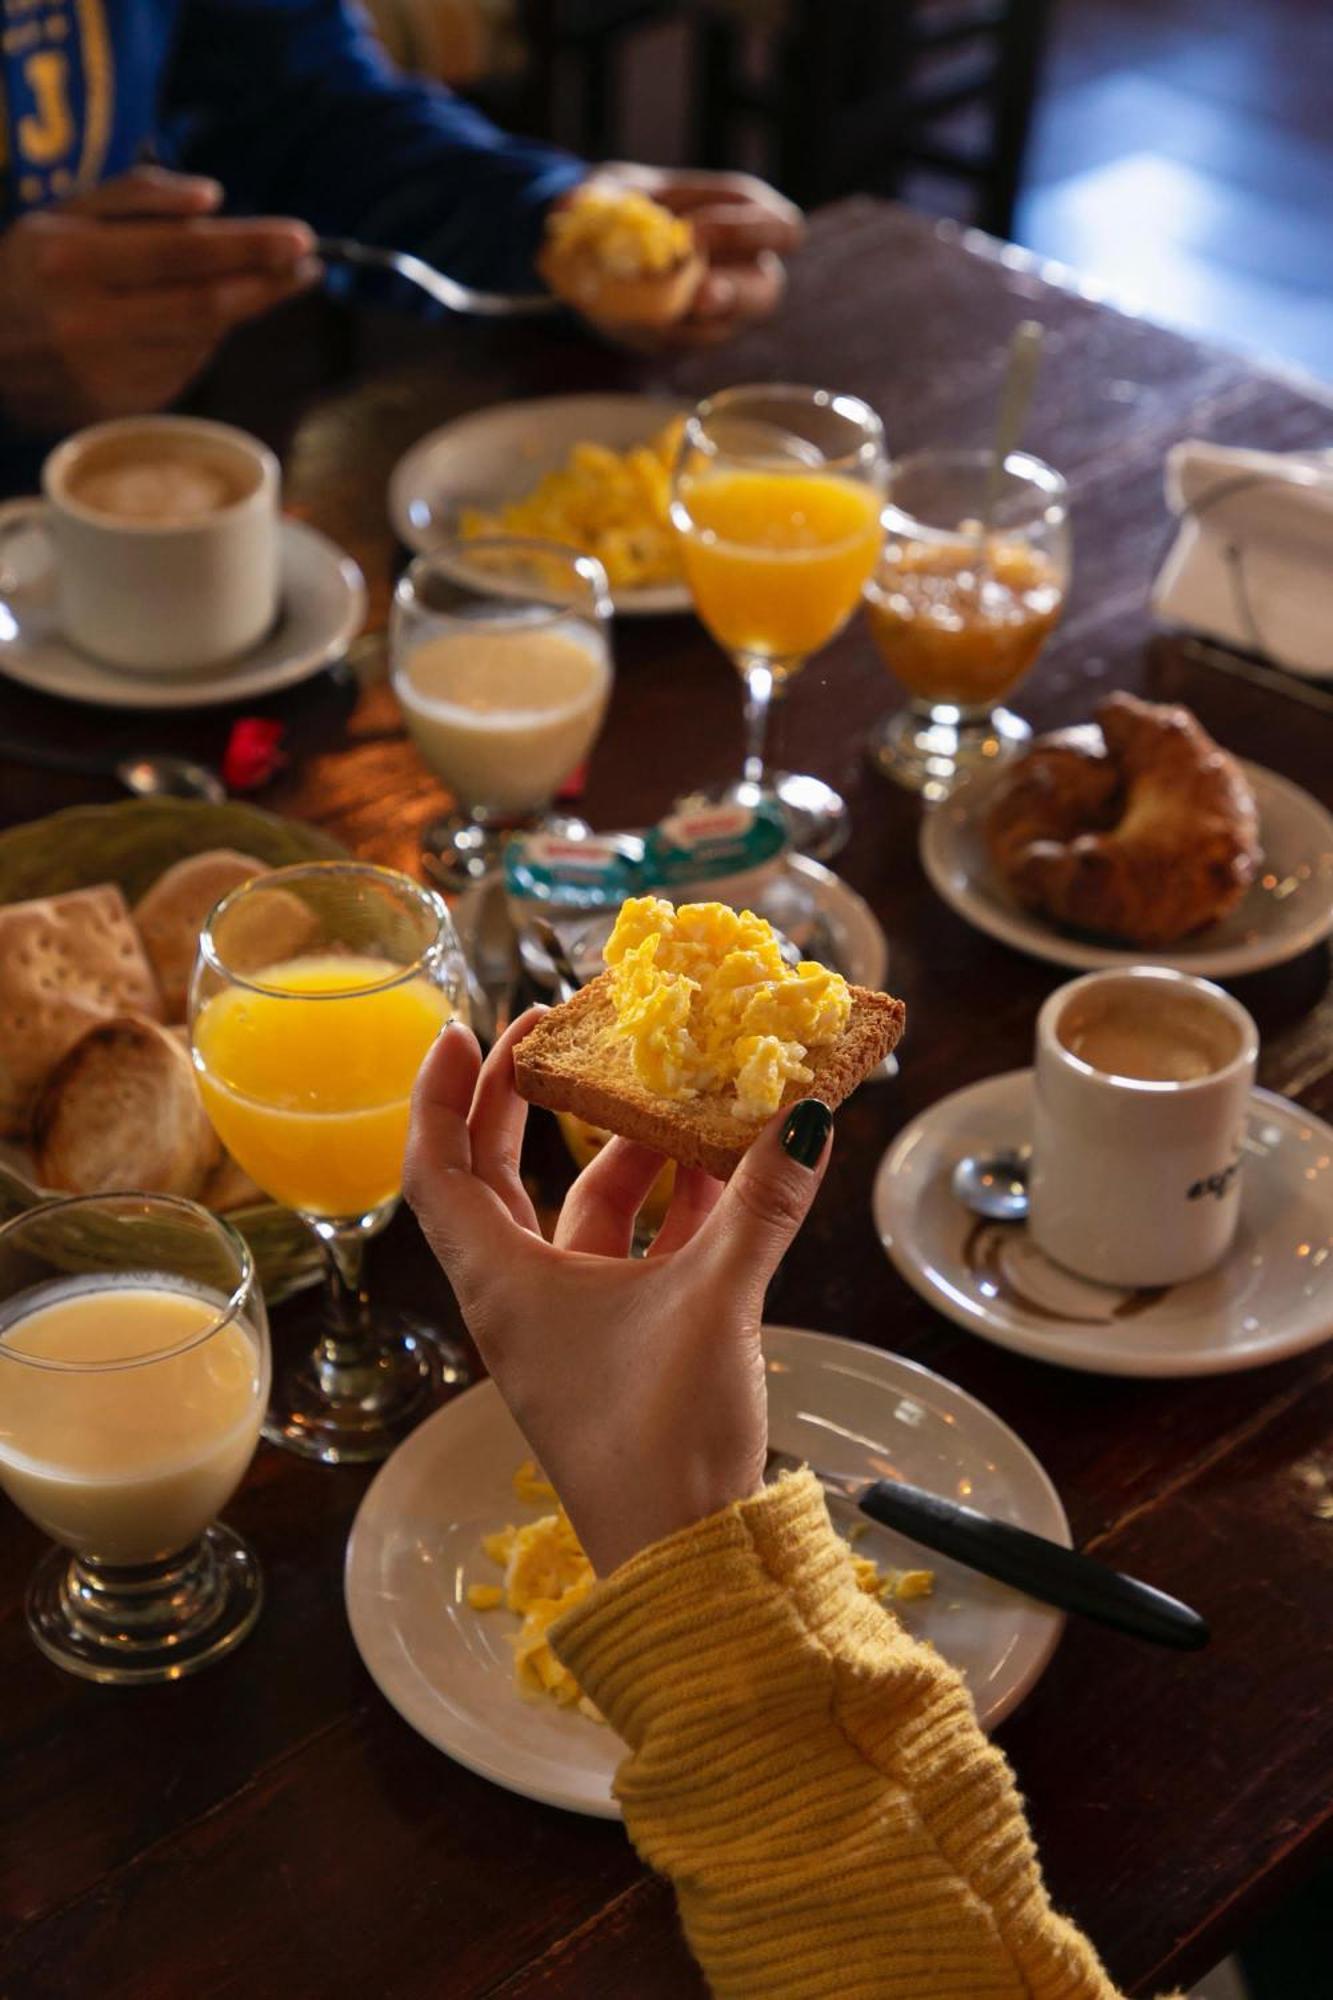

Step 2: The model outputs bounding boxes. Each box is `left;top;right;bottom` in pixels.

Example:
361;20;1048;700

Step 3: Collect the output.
132;849;268;1020
514;974;905;1179
0;884;162;1135
34;1015;220;1199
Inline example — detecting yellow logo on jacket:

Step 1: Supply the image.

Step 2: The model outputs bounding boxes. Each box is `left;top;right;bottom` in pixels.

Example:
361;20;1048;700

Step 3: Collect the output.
1;0;113;207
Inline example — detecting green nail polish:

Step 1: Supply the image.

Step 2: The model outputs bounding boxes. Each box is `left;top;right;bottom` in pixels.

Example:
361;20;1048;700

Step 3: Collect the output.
781;1098;832;1167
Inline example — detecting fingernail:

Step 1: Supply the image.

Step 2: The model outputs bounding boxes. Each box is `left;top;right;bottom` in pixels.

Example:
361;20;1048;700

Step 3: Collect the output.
781;1098;832;1168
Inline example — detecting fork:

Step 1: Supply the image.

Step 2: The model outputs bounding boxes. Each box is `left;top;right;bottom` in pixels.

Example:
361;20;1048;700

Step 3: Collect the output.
767;1449;1209;1650
314;237;559;318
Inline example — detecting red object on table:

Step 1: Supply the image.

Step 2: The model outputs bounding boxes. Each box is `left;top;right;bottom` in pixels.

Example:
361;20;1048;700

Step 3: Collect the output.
222;718;288;792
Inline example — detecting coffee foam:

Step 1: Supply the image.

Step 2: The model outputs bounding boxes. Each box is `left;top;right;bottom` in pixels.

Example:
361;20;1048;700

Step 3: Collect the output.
1058;981;1239;1085
64;436;255;525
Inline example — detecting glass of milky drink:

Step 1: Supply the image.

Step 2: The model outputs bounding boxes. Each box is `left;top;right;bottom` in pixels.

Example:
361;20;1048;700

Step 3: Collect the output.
391;537;614;887
0;1193;270;1684
864;448;1069;799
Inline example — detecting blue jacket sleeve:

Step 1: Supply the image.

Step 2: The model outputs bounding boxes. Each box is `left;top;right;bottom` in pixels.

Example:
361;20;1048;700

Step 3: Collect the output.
161;0;585;293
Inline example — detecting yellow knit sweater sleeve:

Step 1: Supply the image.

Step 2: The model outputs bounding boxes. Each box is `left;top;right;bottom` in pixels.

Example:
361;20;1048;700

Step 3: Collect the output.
553;1470;1149;2000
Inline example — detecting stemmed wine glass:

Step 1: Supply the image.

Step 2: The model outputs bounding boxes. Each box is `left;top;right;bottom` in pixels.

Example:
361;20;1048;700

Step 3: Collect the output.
189;861;470;1464
864;448;1070;799
0;1193;269;1684
391;538;613;889
670;384;886;858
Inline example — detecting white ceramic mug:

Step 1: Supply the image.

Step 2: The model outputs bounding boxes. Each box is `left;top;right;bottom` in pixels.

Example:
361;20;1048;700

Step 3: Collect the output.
0;416;280;675
1028;967;1258;1288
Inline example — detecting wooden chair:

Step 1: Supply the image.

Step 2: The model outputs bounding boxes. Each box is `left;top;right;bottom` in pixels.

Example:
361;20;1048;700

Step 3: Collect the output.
695;0;1053;238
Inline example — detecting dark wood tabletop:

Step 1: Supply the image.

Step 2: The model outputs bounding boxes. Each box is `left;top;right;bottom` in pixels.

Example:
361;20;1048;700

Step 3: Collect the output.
2;199;1332;2000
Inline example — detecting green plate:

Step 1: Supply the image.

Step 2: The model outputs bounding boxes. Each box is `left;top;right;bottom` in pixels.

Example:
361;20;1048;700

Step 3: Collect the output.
0;798;348;1304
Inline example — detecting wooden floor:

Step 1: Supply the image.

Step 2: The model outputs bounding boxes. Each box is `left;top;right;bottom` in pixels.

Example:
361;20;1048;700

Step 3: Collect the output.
1014;0;1333;379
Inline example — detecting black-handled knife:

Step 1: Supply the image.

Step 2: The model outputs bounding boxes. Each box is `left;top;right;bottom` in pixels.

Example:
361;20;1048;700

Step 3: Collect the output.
766;1451;1209;1651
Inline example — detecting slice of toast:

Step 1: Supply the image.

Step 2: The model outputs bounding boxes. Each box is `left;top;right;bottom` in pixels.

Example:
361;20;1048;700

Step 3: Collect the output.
514;973;905;1180
33;1014;220;1199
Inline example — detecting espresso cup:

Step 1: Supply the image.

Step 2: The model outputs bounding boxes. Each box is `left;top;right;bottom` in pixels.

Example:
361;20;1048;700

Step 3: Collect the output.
0;416;280;674
1028;967;1258;1289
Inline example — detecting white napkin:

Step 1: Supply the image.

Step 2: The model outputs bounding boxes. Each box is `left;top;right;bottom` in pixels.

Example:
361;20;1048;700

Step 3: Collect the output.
1151;441;1333;680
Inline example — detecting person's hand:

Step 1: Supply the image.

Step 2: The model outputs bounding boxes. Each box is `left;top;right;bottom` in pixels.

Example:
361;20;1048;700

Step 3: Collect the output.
568;163;804;350
404;1010;833;1576
0;167;320;434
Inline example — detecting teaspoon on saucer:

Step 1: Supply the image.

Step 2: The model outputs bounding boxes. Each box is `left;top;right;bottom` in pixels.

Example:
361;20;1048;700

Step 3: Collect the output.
951;1146;1031;1221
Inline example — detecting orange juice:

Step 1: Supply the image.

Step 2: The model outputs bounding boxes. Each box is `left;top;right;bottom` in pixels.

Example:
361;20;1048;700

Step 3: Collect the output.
675;469;882;665
193;954;453;1217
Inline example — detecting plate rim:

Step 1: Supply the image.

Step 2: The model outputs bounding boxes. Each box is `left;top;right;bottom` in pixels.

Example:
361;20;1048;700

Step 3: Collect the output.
344;1323;1068;1815
0;517;366;711
919;757;1333;976
873;1068;1333;1377
388;392;691;618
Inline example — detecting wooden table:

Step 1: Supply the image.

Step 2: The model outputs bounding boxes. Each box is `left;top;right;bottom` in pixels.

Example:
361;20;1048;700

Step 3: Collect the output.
2;201;1331;2000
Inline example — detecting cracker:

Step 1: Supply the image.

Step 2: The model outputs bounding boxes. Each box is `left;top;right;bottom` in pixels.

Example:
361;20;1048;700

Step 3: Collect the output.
0;885;162;1135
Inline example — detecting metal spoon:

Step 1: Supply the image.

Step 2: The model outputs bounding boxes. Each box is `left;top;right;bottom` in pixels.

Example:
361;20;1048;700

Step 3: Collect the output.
314;237;558;319
951;1146;1031;1221
975;318;1044;569
1;738;225;803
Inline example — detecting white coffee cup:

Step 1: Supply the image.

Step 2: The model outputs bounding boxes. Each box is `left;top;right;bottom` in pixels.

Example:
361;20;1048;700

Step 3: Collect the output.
0;416;280;675
1028;966;1258;1288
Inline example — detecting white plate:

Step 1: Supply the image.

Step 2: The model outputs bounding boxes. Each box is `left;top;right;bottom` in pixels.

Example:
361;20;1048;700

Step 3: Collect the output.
920;753;1333;977
457;853;890;995
0;517;365;710
874;1069;1333;1378
389;394;690;616
345;1324;1068;1817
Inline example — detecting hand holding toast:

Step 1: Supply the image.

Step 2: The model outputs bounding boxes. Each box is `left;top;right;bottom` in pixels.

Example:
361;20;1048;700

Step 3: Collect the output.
405;1010;834;1576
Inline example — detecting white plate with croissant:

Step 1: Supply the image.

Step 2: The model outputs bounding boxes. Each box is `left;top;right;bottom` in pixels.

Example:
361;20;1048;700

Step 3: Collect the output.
0;799;344;1300
920;694;1333;977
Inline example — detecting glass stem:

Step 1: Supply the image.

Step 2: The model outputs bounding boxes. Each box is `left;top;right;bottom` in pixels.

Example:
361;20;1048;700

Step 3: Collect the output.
312;1219;379;1398
741;659;777;790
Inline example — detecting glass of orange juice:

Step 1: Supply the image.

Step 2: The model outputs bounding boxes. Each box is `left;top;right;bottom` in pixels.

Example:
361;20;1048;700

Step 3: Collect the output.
189;862;470;1464
0;1193;269;1684
865;448;1069;799
671;384;886;858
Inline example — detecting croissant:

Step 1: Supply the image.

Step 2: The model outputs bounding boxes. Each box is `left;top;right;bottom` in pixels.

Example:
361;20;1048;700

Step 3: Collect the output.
985;693;1261;946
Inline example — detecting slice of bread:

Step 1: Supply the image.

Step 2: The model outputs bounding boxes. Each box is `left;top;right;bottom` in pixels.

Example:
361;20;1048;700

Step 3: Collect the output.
514;974;905;1180
33;1015;221;1199
538;241;704;327
0;884;162;1135
132;849;268;1020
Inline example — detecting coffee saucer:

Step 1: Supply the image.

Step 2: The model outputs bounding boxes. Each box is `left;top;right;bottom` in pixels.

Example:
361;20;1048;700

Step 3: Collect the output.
0;517;365;710
873;1069;1333;1378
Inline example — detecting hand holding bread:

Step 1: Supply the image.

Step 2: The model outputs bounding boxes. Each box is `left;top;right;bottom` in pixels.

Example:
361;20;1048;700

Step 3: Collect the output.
406;1010;835;1576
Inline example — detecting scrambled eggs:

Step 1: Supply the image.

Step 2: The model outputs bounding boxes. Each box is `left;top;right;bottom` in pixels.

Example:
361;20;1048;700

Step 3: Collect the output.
469;1463;600;1717
458;417;684;591
604;896;853;1120
544;186;695;278
469;1462;932;1721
